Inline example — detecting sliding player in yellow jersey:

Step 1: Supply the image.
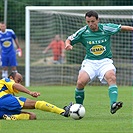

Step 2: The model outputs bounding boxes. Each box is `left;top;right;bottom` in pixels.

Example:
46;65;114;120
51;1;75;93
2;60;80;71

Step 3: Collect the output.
0;72;72;120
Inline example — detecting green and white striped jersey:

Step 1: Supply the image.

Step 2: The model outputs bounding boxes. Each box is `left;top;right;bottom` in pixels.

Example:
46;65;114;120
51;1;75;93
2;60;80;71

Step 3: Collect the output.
68;23;121;60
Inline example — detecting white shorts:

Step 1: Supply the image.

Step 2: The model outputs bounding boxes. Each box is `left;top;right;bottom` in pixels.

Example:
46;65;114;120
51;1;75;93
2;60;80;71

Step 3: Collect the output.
80;58;116;84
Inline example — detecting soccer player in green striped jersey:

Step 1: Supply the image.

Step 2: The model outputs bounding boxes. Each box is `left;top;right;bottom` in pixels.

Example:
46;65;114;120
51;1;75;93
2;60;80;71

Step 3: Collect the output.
65;10;133;114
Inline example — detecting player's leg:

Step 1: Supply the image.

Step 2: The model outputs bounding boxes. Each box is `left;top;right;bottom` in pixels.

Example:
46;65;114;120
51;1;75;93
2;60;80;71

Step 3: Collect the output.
23;98;72;117
9;52;18;73
1;53;8;78
11;67;18;72
105;70;118;104
0;95;72;120
3;112;36;120
99;59;123;114
75;59;95;105
104;70;123;114
16;112;36;120
2;66;8;78
75;70;90;104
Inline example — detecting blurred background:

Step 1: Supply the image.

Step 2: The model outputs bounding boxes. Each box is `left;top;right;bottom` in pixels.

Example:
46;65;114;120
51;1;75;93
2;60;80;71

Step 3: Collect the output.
0;0;133;86
0;0;133;39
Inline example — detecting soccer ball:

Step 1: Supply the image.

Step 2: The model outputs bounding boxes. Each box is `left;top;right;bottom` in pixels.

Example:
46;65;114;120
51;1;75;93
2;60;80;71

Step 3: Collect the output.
69;104;85;120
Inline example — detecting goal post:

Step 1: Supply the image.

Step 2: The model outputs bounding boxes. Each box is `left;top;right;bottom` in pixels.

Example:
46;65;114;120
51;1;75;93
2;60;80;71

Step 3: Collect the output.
25;6;133;87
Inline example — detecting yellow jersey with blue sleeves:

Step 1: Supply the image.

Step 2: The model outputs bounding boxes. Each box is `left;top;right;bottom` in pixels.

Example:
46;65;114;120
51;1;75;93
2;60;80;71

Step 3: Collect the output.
0;78;19;98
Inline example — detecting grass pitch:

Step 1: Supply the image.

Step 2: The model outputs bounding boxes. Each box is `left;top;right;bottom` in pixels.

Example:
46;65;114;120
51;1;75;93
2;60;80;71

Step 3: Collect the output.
0;86;132;133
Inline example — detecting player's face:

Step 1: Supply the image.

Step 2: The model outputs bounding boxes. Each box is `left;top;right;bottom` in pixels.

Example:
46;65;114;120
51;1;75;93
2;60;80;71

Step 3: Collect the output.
55;35;60;41
0;24;6;32
85;16;99;31
14;73;23;84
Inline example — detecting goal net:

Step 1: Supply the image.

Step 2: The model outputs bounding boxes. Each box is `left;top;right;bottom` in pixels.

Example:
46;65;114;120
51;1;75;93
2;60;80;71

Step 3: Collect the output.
25;6;133;87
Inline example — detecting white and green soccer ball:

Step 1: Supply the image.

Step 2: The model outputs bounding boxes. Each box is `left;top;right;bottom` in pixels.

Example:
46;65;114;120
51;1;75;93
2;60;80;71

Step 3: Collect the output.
69;104;85;120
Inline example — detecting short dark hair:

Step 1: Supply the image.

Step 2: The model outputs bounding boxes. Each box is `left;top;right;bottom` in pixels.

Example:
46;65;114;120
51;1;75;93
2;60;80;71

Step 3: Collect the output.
8;72;17;79
85;10;99;20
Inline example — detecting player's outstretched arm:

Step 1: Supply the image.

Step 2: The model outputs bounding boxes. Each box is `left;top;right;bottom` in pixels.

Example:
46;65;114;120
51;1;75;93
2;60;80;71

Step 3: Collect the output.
13;83;40;97
121;25;133;31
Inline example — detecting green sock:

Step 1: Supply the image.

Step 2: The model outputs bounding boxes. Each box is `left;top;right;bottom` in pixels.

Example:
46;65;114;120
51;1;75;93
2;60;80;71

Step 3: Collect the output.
75;88;84;104
108;85;118;105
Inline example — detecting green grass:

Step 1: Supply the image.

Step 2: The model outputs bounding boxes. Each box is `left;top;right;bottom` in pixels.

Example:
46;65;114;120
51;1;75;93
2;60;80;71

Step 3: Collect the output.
0;86;132;133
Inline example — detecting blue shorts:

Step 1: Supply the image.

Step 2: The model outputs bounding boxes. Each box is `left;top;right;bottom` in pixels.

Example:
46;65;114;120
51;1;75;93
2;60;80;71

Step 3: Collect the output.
1;52;18;67
0;94;26;119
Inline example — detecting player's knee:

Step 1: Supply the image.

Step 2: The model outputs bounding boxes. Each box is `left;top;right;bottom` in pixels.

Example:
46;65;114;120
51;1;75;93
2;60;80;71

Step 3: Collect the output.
77;80;85;88
107;76;116;85
105;70;116;84
29;112;36;120
112;75;116;82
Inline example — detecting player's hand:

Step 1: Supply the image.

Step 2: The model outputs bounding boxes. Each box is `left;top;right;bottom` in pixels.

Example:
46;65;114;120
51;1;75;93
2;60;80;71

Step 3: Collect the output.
30;92;40;98
65;44;73;50
16;48;22;57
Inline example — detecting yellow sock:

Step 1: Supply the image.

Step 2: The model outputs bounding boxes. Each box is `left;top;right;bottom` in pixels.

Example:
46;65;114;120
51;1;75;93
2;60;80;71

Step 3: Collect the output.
35;101;65;114
13;114;30;120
